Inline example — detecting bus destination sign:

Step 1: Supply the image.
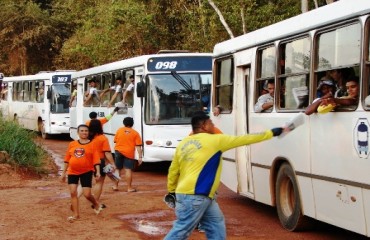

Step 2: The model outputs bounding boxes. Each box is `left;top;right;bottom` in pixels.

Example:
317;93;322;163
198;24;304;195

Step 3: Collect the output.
147;56;212;72
52;75;72;83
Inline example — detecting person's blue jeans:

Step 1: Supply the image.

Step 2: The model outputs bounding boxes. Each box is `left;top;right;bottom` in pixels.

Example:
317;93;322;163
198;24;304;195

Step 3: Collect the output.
164;193;226;240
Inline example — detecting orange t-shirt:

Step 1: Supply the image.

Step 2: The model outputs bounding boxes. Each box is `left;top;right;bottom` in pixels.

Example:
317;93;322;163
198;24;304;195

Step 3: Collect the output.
64;140;100;175
114;127;142;159
92;134;111;159
86;117;108;126
189;126;223;135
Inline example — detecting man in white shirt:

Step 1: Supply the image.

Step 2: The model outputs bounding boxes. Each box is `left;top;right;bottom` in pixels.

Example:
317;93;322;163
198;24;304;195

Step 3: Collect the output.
254;81;274;113
84;79;100;106
116;75;135;107
100;78;123;108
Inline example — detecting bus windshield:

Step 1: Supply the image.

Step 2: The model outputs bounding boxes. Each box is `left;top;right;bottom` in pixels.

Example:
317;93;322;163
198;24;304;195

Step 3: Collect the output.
50;83;70;113
145;73;212;125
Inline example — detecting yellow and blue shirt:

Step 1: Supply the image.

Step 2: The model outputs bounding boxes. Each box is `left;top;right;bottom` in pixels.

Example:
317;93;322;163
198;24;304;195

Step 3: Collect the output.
167;131;273;199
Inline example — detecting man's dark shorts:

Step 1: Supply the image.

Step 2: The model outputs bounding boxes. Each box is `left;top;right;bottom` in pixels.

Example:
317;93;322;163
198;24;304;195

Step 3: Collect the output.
115;151;135;170
68;171;93;187
97;159;106;177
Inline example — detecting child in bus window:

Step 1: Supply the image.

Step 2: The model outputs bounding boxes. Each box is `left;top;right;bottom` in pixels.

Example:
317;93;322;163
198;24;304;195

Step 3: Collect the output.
305;77;335;115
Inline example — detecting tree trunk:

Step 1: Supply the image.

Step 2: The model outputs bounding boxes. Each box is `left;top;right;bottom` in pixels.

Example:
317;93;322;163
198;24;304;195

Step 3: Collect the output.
207;0;234;38
241;7;246;34
301;0;308;13
313;0;319;8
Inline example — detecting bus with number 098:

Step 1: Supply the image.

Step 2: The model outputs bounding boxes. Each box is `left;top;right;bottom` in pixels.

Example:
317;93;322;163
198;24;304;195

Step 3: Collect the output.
1;71;75;138
212;0;370;237
69;52;212;162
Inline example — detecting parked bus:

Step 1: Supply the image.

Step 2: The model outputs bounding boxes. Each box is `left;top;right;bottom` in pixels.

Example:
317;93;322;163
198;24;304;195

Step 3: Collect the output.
70;52;212;162
1;71;74;138
212;0;370;236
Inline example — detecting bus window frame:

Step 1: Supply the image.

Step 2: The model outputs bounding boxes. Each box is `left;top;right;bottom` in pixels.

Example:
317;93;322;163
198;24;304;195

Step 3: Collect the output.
255;45;276;113
363;17;370;111
277;35;311;111
313;20;362;112
214;57;234;113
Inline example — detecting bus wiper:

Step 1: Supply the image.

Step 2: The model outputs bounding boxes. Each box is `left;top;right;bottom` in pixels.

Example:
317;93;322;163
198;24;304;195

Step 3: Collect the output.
171;71;192;91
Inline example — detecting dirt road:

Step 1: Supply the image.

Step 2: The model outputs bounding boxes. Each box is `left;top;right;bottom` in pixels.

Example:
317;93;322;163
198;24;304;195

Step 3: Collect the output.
0;135;367;239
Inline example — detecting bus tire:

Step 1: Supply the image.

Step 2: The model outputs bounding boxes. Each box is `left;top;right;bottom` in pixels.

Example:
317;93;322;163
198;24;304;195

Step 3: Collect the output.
276;163;308;231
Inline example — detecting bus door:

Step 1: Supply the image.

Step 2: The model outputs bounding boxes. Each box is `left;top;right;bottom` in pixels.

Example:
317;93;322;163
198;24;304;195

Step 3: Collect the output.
235;65;254;197
69;77;84;140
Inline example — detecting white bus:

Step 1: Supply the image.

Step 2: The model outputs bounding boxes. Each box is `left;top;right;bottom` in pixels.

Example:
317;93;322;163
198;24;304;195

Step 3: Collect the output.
70;52;212;162
1;71;74;138
212;0;370;236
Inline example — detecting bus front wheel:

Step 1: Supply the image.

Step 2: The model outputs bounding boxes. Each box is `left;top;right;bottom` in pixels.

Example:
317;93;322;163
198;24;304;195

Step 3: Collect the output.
276;163;308;231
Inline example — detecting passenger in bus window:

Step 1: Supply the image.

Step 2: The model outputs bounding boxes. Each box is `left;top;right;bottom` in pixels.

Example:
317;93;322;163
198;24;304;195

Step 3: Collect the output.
305;77;335;115
84;79;100;106
334;77;359;105
254;80;274;113
213;105;223;117
100;78;122;108
328;68;355;98
37;86;44;102
69;83;77;107
121;75;135;106
317;77;359;113
1;83;8;100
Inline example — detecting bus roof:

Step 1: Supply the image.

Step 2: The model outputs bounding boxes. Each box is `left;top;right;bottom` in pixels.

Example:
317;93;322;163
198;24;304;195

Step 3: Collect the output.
3;71;75;82
213;0;370;57
72;52;212;79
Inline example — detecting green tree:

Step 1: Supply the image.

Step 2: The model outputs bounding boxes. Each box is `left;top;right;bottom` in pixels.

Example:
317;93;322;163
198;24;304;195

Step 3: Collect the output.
0;0;70;75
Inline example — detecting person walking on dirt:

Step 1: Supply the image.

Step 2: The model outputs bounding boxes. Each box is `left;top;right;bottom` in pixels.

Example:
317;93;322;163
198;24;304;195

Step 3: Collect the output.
164;112;286;239
89;119;117;205
113;117;143;192
61;124;103;222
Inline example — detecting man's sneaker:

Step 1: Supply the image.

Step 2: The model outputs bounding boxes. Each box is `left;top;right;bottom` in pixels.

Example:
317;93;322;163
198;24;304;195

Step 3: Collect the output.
93;204;104;215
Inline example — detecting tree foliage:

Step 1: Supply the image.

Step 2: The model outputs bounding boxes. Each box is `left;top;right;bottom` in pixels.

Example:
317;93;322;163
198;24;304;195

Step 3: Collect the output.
0;0;330;75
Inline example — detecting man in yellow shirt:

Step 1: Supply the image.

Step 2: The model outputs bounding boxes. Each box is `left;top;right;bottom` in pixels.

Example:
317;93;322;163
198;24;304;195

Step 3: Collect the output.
165;112;285;240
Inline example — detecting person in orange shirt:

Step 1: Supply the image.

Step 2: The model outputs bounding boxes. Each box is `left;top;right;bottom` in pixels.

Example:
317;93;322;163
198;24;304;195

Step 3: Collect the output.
85;107;119;126
61;124;102;222
189;111;223;135
113;117;143;192
89;120;117;206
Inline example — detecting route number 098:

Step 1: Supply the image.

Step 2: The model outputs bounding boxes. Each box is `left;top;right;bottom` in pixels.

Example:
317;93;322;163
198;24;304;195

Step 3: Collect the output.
155;61;178;70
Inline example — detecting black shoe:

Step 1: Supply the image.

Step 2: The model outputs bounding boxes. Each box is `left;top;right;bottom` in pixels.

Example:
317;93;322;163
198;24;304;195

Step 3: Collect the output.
91;204;106;209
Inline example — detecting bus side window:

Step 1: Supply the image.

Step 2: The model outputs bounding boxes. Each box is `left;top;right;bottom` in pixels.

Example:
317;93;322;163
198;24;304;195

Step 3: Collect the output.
214;58;233;113
23;81;30;102
255;46;275;113
16;82;23;101
278;37;310;110
315;23;361;112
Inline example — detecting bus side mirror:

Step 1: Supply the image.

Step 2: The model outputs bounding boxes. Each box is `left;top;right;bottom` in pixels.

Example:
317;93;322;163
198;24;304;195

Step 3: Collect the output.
47;90;51;99
136;81;145;98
